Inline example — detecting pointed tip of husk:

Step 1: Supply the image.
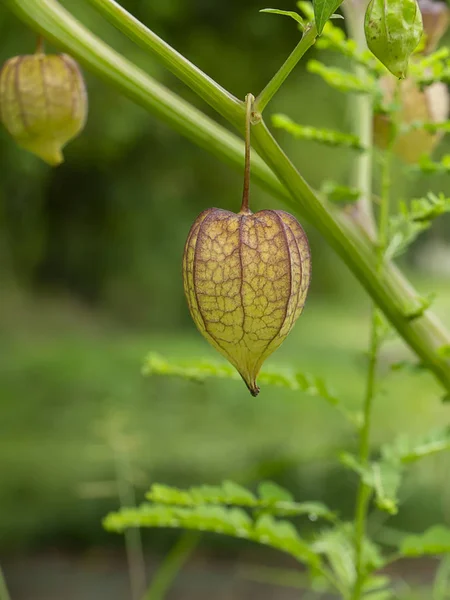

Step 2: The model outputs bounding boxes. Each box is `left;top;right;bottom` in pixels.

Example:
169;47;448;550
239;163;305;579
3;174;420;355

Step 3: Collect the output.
242;374;260;397
20;139;65;166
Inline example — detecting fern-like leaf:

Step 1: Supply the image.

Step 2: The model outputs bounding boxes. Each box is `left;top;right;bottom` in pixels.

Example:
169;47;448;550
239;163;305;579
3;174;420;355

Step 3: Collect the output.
104;503;321;566
386;193;450;259
340;453;402;515
272;114;364;150
307;60;379;95
414;155;450;175
146;481;336;521
400;526;450;556
381;426;450;464
321;181;360;203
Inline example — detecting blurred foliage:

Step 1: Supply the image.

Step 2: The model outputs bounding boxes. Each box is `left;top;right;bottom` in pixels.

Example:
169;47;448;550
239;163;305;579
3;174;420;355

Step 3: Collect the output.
1;4;450;597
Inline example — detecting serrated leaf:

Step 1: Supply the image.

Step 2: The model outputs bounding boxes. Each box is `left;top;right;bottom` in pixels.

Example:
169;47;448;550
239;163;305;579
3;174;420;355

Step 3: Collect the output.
387;193;450;259
321;181;360;203
222;480;257;504
313;0;343;34
313;524;384;589
414;155;450;175
143;353;358;425
381;426;450;464
307;60;378;94
371;461;402;515
258;481;293;503
145;481;336;521
260;8;305;28
104;503;321;566
340;453;402;515
272;113;364;150
400;526;450;556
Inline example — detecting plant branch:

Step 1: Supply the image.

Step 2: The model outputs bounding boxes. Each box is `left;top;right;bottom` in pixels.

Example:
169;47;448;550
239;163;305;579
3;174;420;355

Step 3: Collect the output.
4;0;450;393
256;23;317;113
343;1;376;239
142;533;200;600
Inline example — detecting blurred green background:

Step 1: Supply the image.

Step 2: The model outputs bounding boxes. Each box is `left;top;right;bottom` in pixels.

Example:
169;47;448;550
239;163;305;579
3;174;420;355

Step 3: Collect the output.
1;0;450;598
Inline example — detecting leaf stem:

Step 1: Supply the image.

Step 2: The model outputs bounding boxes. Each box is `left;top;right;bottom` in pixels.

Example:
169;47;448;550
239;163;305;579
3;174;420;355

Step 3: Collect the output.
256;23;317;113
113;438;147;600
241;94;255;213
36;34;45;53
142;533;200;600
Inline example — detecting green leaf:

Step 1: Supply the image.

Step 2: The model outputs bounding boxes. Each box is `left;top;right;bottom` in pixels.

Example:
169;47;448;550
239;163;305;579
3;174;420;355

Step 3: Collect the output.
145;481;336;521
260;8;305;28
143;353;359;426
400;526;450;556
313;524;384;590
104;503;321;566
313;0;343;34
387;193;450;259
321;181;360;204
340;453;402;515
258;481;293;503
307;60;379;95
370;461;402;515
297;1;315;21
381;426;450;464
272;114;364;150
414;155;450;175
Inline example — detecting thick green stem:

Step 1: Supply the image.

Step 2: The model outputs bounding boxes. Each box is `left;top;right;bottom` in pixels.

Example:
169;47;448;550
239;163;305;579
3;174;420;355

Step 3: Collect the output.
256;24;317;112
343;1;376;239
4;0;450;393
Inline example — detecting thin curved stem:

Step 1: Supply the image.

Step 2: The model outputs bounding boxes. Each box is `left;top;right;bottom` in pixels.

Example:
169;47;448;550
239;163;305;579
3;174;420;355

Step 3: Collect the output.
256;23;317;113
5;0;450;393
36;33;45;53
142;533;200;600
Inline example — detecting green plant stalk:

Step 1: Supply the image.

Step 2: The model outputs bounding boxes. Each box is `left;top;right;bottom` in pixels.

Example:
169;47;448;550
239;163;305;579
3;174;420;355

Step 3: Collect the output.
113;442;147;600
4;0;450;393
351;127;395;600
256;23;317;112
433;555;450;600
343;2;376;239
0;567;11;600
143;533;200;600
